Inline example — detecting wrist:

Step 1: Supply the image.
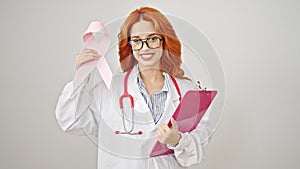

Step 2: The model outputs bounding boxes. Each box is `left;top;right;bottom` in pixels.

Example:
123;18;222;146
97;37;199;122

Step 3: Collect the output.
173;133;182;146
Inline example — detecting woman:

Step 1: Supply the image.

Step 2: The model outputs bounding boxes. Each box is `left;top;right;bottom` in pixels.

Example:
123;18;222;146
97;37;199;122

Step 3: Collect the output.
55;7;211;169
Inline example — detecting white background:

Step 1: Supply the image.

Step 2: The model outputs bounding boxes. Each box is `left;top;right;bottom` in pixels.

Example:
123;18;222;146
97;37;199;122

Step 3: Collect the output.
0;0;299;169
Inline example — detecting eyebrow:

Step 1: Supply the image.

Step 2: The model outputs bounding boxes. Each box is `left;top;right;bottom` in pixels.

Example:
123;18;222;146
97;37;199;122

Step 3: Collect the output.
131;33;160;39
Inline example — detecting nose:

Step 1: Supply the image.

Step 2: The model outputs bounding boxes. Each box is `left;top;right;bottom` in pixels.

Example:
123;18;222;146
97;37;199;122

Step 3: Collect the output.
140;40;150;51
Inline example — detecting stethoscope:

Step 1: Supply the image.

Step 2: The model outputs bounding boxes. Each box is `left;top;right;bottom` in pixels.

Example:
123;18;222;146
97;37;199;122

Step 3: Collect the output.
114;68;182;135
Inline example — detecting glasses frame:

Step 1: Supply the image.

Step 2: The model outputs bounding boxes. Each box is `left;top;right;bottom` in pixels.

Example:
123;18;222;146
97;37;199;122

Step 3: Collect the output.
128;36;163;51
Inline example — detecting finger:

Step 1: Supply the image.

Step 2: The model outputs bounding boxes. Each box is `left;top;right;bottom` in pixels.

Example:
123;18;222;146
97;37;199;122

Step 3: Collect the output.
75;50;101;69
77;51;99;59
156;130;160;136
83;52;98;59
161;123;170;132
76;56;97;69
94;52;101;58
76;55;90;64
158;127;165;135
156;132;166;144
81;53;98;62
75;53;90;61
171;118;178;130
79;49;97;54
156;128;161;136
156;131;163;138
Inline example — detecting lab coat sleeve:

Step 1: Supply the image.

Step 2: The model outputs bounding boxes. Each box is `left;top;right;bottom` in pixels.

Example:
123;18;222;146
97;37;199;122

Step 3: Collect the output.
167;108;213;167
55;73;103;137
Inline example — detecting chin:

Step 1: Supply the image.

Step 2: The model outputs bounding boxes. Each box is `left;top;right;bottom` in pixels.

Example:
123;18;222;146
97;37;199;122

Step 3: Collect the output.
138;61;160;70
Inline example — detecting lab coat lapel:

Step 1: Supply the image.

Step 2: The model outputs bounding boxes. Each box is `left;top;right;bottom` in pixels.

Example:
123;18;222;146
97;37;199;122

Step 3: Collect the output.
155;79;180;127
127;66;154;129
126;67;181;130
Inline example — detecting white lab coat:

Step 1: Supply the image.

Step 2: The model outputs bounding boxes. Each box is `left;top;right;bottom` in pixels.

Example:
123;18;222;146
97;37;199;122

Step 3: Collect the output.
55;65;212;169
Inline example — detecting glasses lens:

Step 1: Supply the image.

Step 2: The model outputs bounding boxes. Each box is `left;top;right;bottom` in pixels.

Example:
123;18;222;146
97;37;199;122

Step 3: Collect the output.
129;37;162;51
147;37;161;49
130;39;143;51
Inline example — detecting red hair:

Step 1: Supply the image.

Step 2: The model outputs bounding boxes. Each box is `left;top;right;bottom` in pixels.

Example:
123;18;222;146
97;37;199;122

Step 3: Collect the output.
118;7;188;80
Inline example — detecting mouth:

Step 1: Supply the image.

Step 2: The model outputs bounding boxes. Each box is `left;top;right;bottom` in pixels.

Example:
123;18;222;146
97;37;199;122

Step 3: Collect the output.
139;53;154;60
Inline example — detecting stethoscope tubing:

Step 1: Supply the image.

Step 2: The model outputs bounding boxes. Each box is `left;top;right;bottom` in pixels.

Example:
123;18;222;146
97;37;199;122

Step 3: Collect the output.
115;68;181;135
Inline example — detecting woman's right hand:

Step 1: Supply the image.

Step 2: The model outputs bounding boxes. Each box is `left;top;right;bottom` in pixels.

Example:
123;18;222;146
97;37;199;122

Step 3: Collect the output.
75;49;100;69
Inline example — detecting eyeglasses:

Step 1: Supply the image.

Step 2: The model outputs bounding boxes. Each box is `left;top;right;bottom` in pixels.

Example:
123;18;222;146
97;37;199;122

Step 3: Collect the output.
128;36;163;51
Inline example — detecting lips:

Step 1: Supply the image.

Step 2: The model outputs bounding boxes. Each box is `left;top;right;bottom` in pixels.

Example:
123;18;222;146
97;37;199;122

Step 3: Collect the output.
139;53;154;60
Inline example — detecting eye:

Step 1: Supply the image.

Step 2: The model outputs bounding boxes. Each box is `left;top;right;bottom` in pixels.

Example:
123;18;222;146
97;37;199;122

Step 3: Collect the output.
148;37;160;41
131;39;141;43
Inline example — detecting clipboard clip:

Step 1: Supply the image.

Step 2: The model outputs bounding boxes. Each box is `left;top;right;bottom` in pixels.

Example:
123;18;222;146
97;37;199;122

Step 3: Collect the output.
196;81;207;91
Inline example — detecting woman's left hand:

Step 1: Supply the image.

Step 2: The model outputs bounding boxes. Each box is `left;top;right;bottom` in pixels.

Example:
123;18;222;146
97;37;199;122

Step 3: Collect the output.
157;118;181;146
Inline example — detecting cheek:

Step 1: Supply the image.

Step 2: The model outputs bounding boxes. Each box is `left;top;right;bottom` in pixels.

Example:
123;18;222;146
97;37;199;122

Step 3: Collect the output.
156;49;163;59
132;51;139;60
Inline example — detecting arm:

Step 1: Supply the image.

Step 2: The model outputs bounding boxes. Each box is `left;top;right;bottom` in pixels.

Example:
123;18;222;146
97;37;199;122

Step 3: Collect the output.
55;49;103;136
167;115;212;167
157;78;213;167
157;114;212;167
55;72;104;137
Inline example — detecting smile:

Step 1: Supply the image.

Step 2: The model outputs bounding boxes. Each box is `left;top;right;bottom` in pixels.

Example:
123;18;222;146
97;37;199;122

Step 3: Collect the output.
139;53;154;60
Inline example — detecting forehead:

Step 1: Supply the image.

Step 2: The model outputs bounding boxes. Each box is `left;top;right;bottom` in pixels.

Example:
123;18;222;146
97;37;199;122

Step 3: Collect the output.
130;20;156;37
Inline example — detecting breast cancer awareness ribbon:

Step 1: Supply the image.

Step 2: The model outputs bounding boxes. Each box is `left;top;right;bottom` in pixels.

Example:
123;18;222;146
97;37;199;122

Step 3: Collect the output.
74;21;112;89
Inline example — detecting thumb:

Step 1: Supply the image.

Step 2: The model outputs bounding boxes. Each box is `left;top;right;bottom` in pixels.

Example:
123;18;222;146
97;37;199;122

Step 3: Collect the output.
171;118;178;130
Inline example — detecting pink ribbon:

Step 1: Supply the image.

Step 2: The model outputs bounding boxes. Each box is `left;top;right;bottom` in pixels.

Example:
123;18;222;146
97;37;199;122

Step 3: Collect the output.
74;21;112;89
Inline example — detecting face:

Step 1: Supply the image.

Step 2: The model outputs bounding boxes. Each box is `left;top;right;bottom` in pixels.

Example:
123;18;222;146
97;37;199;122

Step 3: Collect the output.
129;19;163;71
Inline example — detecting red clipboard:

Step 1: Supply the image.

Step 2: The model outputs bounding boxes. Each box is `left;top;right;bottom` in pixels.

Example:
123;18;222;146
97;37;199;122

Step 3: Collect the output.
149;90;217;157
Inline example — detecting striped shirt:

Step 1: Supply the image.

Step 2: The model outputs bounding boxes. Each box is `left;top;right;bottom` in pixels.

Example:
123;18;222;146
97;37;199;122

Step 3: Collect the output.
137;72;171;124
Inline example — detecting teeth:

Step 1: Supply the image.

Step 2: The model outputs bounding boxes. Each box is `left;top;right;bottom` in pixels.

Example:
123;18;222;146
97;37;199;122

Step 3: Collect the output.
140;54;153;60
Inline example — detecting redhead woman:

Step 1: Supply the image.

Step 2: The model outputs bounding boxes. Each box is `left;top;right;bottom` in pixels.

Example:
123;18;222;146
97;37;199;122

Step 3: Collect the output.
55;7;211;169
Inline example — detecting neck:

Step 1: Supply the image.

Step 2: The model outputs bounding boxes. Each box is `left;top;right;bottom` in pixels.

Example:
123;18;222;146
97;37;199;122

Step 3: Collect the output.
138;66;164;83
